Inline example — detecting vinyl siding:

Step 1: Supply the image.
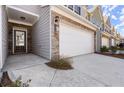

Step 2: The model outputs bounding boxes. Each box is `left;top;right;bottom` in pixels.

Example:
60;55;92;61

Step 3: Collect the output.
32;6;51;59
96;31;101;52
90;12;102;28
1;5;8;69
89;8;103;52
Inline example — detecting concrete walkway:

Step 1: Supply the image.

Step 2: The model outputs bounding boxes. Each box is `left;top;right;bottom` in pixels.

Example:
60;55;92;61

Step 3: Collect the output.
2;53;124;87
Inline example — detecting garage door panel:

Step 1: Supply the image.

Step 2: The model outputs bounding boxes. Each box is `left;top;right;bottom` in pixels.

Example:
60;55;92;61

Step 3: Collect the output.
60;21;94;57
102;37;109;47
111;39;115;46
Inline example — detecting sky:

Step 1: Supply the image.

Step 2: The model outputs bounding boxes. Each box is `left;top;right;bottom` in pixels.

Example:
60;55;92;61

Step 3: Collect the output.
102;5;124;37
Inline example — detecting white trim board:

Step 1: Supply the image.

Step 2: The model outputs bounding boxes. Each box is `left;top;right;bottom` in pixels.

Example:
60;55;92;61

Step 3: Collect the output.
49;6;52;59
6;5;39;26
6;5;39;18
0;5;2;69
8;19;33;26
12;27;28;54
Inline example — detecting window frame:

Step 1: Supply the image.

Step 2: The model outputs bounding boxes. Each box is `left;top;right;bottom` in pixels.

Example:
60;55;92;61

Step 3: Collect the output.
68;5;74;10
74;5;81;15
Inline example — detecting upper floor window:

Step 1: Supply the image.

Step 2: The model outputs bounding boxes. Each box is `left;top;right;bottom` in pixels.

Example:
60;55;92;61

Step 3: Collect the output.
68;5;73;10
64;5;81;15
74;5;81;15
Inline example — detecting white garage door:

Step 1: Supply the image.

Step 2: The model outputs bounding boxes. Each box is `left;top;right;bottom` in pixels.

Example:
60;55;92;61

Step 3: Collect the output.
59;21;94;57
102;37;109;47
111;38;115;46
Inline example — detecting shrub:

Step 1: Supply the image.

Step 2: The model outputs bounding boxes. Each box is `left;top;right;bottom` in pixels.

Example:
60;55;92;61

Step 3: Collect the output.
45;56;73;70
100;46;109;52
119;43;124;48
110;46;117;53
0;72;31;87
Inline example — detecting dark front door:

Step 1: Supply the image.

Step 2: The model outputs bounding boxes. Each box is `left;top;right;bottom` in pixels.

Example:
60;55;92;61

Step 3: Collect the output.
14;30;27;54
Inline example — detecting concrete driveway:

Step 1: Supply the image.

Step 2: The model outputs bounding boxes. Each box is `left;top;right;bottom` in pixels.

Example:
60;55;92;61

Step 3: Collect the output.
2;53;124;87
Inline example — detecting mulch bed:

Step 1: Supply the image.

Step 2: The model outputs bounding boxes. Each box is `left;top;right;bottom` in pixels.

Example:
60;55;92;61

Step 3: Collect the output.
45;62;73;70
97;53;124;59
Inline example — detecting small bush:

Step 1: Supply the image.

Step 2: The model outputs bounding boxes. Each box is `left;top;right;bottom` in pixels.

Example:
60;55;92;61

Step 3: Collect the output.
119;43;124;48
110;46;117;53
45;57;73;70
100;46;109;52
0;72;31;87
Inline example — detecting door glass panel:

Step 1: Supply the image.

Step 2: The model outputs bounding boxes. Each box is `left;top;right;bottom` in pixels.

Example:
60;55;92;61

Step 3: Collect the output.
16;31;25;46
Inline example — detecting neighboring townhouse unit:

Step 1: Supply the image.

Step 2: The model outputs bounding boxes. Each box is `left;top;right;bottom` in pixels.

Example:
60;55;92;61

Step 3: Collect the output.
101;16;112;48
85;5;122;49
86;5;104;51
0;5;98;70
120;37;124;43
111;26;116;46
115;32;121;45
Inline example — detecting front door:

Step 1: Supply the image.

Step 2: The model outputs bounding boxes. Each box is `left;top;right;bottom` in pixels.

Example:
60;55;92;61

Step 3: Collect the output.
14;30;27;54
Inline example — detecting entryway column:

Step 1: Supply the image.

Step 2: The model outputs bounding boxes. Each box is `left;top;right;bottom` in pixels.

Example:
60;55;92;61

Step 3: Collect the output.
51;16;60;59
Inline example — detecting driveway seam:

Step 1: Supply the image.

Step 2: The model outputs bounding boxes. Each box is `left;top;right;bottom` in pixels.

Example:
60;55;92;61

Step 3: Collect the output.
75;68;111;87
49;69;57;87
2;63;48;72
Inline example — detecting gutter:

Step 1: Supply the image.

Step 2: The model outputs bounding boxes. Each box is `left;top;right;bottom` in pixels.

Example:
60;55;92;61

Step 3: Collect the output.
102;31;111;38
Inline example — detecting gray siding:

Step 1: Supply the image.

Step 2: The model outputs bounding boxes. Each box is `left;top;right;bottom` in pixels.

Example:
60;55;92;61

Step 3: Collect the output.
1;5;8;69
96;31;101;52
32;6;51;59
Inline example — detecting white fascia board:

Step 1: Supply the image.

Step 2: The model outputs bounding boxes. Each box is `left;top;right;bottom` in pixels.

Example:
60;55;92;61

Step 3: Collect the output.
6;5;39;18
51;6;98;31
8;19;32;26
0;5;2;69
102;31;111;38
40;5;49;8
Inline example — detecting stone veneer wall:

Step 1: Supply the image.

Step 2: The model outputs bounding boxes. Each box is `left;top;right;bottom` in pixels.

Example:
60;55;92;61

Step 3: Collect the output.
51;15;60;59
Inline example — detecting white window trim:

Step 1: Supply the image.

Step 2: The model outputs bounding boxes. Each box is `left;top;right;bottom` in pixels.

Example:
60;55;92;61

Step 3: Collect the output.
12;27;28;54
65;5;81;16
74;5;81;15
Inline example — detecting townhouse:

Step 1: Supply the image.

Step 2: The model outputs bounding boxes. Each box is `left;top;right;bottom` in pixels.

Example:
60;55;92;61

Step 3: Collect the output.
111;26;116;46
0;5;121;70
115;32;121;45
111;26;121;46
0;5;98;70
85;5;121;50
101;16;112;47
86;5;104;51
120;37;124;43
